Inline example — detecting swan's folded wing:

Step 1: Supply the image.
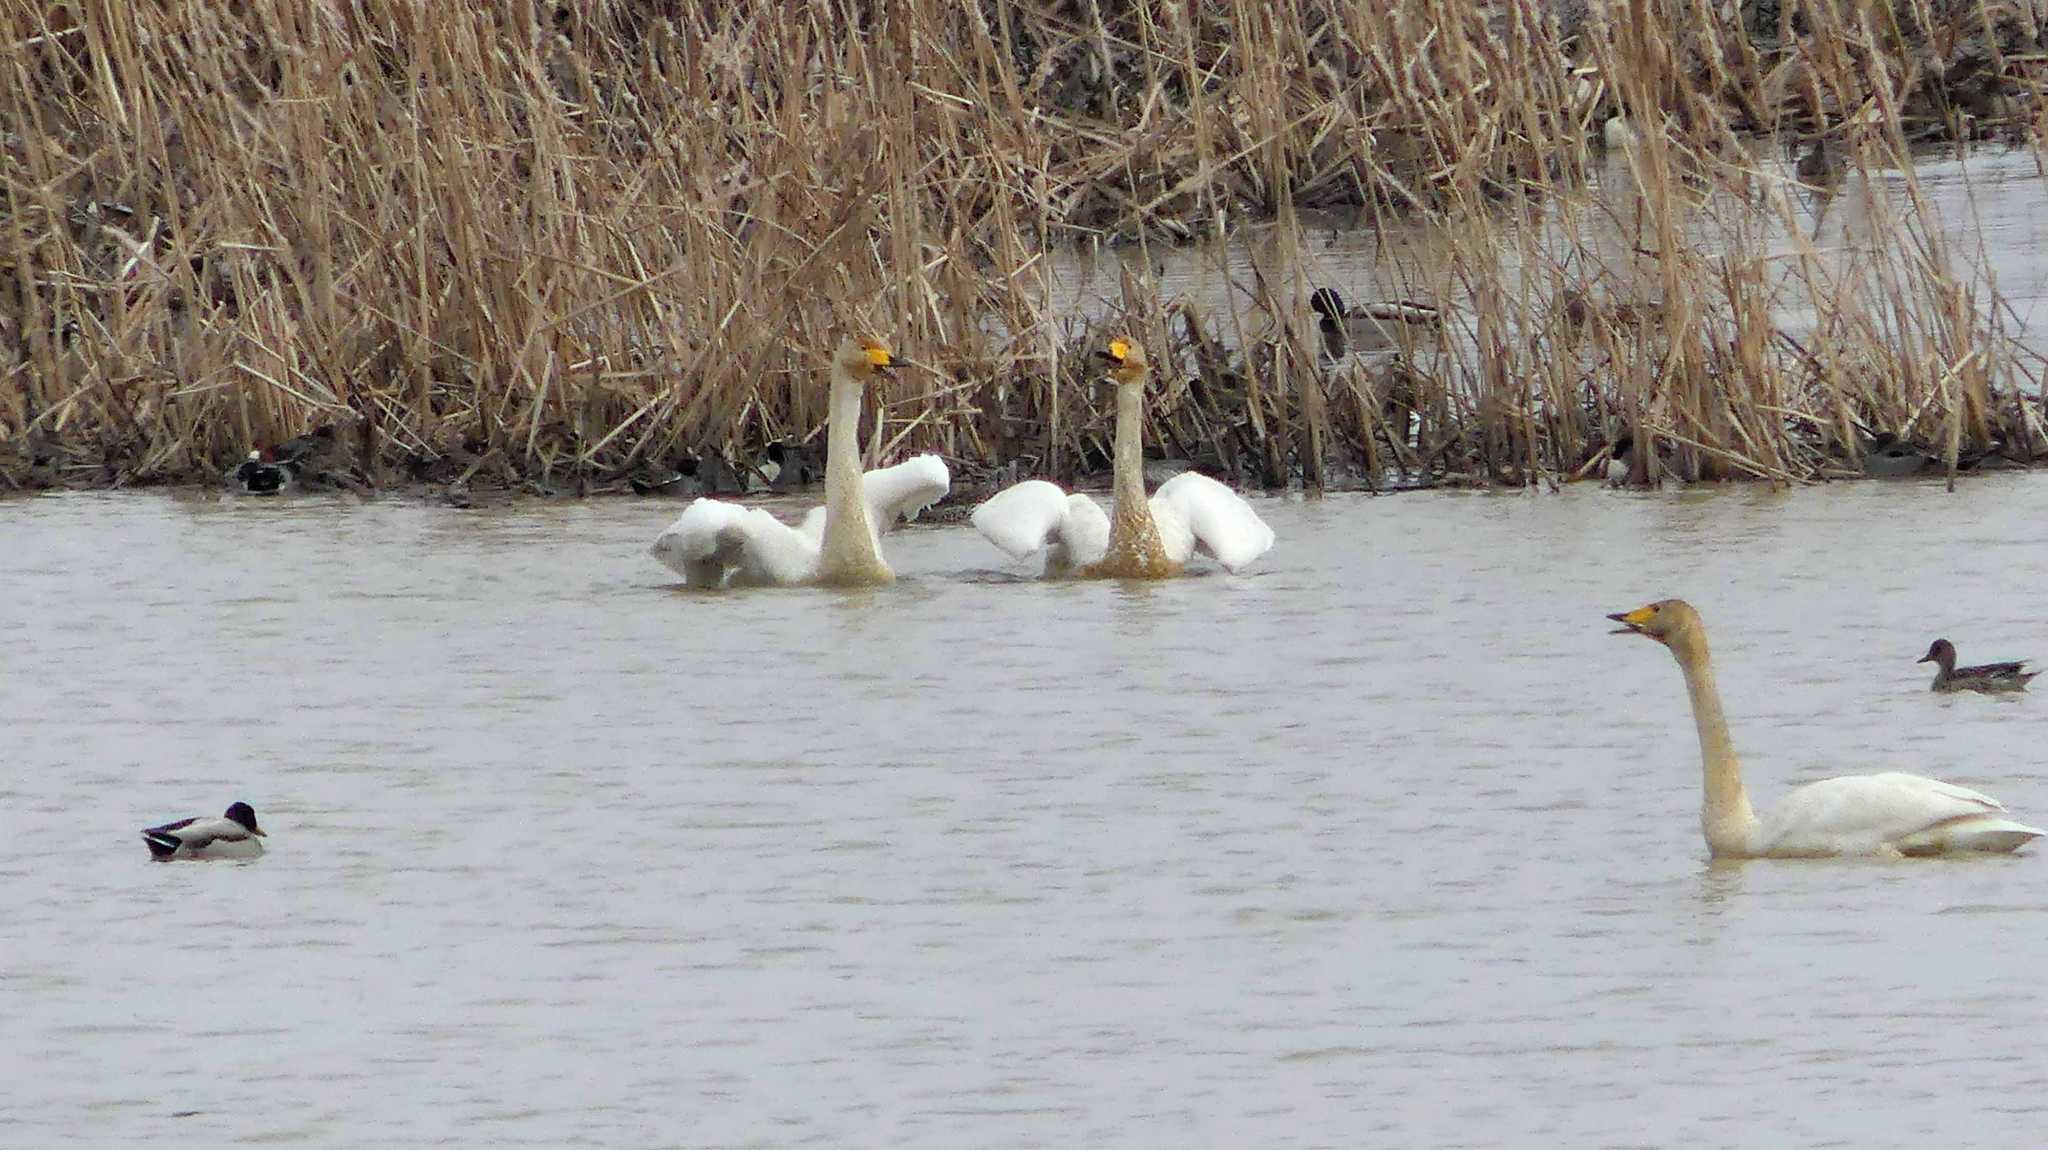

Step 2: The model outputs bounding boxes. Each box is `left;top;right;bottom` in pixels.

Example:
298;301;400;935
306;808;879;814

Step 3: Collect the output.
1148;472;1275;572
650;498;816;586
1763;772;2014;853
862;455;951;533
970;480;1074;559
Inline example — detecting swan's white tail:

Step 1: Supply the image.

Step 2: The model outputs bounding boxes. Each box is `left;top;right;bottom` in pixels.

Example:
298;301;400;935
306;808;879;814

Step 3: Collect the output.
1898;816;2044;856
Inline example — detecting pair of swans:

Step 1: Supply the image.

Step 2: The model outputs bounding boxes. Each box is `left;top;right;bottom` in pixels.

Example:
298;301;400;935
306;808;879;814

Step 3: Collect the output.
1612;599;2041;858
651;336;1273;588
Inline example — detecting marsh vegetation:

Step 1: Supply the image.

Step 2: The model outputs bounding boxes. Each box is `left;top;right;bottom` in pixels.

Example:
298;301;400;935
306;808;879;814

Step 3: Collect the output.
4;0;2045;493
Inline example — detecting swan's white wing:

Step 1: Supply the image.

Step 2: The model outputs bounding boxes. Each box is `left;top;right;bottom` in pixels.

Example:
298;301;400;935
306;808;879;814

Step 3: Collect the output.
1054;494;1110;572
796;505;828;543
1761;772;2038;855
1147;472;1275;573
971;480;1071;558
649;498;818;587
970;480;1111;571
861;454;951;533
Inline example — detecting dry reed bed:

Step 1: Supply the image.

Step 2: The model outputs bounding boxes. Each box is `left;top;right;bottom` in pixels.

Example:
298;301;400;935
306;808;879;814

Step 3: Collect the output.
2;0;2045;493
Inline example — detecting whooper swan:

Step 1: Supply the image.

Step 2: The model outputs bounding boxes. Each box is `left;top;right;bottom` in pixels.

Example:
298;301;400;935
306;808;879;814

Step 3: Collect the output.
969;338;1274;579
1609;598;2041;858
649;336;949;588
1919;639;2036;694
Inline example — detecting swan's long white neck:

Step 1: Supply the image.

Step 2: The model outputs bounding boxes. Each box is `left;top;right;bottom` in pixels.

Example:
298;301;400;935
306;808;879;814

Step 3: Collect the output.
814;361;891;586
1095;377;1174;577
1671;631;1761;857
1110;380;1150;523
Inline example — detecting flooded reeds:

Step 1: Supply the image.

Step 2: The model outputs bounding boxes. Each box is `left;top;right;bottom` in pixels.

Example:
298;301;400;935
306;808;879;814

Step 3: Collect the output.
3;0;2045;494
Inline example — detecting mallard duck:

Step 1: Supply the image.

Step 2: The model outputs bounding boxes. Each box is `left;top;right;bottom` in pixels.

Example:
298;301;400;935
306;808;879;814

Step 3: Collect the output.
1605;435;1635;486
1609;600;2041;856
970;338;1274;579
1919;639;2036;694
141;802;267;860
1309;287;1444;360
230;450;297;495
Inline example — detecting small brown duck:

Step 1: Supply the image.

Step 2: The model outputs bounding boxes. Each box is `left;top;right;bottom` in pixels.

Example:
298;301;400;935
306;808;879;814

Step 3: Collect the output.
1918;639;2036;694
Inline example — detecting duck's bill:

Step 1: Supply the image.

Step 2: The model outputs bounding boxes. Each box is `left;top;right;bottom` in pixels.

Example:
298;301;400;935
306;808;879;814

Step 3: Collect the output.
251;828;268;837
1915;654;1934;664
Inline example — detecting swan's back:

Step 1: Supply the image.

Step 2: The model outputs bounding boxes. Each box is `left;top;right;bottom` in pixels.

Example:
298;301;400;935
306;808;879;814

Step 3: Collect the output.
1760;772;2042;856
1147;472;1275;573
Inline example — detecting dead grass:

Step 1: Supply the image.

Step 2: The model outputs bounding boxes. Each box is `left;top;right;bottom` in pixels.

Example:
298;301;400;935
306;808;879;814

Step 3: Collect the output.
2;0;2045;493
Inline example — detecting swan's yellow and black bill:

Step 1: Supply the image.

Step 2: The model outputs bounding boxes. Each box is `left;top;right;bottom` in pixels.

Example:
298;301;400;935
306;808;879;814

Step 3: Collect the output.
1608;605;1657;636
859;338;895;377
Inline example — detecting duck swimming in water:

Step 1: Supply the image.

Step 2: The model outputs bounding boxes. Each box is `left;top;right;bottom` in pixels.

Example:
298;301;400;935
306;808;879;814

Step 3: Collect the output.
141;802;267;860
1308;287;1444;361
231;450;296;495
1919;639;2036;694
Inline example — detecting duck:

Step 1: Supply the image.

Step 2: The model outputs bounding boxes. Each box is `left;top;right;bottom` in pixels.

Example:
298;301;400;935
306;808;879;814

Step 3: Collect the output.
1604;435;1635;487
1308;287;1444;360
1918;639;2036;694
1608;599;2041;857
649;335;950;588
1794;136;1843;189
230;450;297;495
141;801;267;860
1862;432;1933;478
970;337;1274;579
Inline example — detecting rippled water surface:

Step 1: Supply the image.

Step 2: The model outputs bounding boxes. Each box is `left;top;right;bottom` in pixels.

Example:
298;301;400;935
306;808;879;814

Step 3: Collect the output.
9;477;2048;1147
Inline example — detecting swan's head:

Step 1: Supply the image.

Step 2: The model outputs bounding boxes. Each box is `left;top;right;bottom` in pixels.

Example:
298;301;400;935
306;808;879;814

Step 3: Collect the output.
835;335;896;381
1607;598;1702;645
1918;638;1956;669
1093;337;1151;385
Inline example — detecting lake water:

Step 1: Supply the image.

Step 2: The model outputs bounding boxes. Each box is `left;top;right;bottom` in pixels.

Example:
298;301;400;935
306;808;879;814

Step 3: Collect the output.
7;477;2048;1147
1050;147;2048;361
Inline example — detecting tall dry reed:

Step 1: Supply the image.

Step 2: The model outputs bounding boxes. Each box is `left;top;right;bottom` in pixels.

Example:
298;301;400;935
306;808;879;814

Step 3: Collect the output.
2;0;2043;492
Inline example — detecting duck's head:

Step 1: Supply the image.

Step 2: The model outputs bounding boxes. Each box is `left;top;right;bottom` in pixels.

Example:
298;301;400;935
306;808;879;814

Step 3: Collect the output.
245;449;264;464
834;334;896;382
1918;638;1956;668
1093;337;1151;386
1308;287;1346;321
224;801;266;837
1607;598;1702;646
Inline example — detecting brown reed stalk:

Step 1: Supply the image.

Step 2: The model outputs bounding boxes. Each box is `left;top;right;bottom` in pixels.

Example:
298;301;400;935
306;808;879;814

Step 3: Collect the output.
0;0;2041;493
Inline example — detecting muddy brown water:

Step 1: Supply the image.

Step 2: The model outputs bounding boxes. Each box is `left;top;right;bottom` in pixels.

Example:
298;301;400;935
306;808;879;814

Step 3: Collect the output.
7;474;2048;1146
